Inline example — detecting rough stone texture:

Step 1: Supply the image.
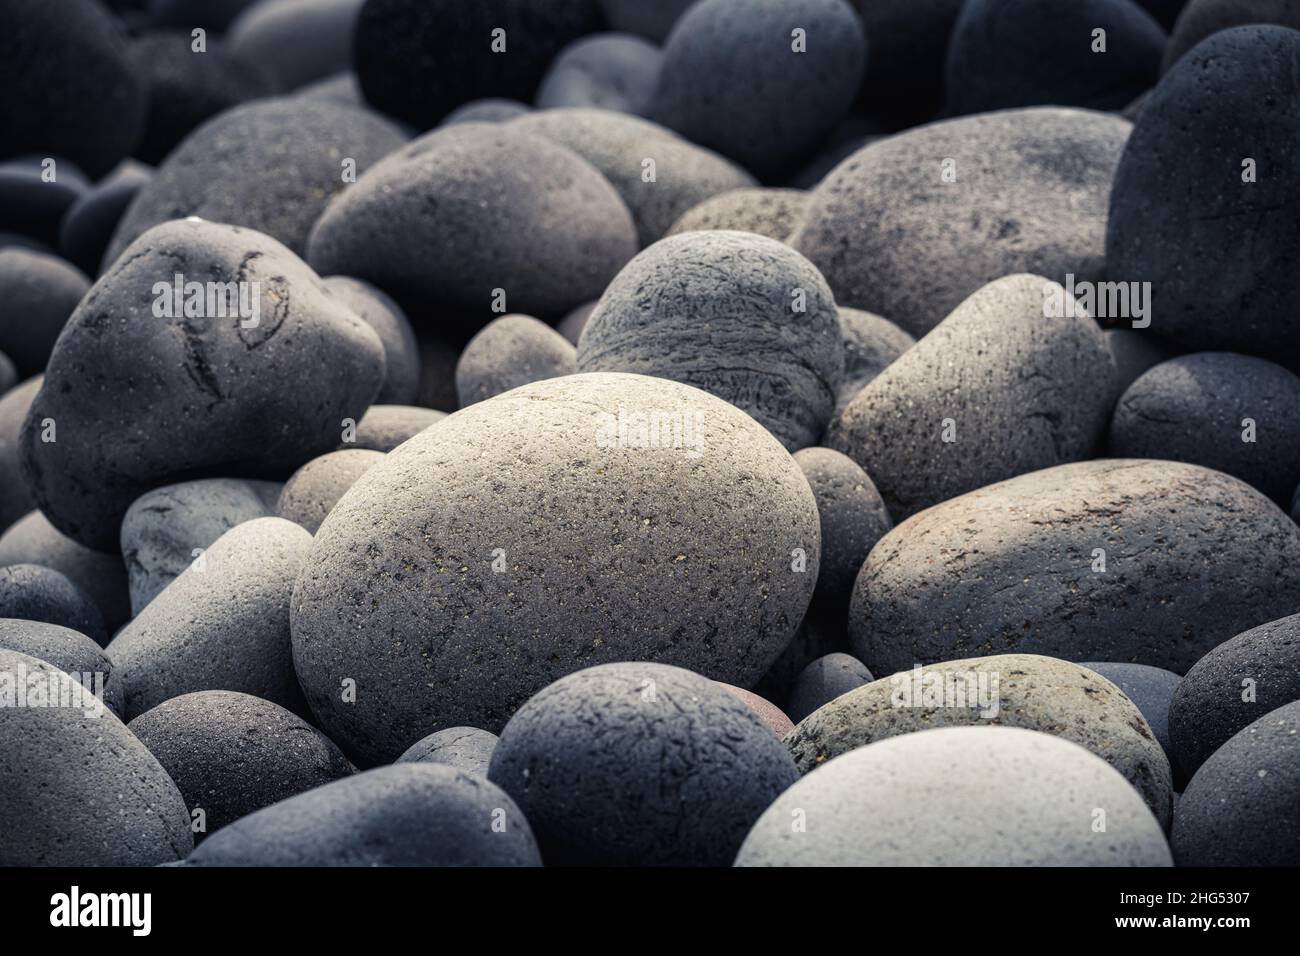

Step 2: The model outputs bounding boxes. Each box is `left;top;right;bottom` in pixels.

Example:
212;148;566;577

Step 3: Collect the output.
537;33;662;117
1169;613;1300;779
343;404;446;452
850;460;1300;676
228;0;363;92
599;0;699;42
0;618;123;715
307;123;637;320
108;517;313;719
653;0;866;180
737;726;1172;866
0;249;90;376
1162;0;1300;71
1108;352;1300;505
1104;328;1176;401
0;511;130;631
1081;662;1182;770
291;373;820;765
488;663;800;866
827;275;1116;518
718;683;795;738
845;0;965;126
23;219;385;551
792;108;1131;338
784;653;1173;827
396;727;499;777
1107;27;1300;366
58;160;152;278
0;0;146;178
0;648;193;865
577;231;845;451
1172;699;1300;866
120;478;281;615
185;763;542;866
835;306;915;407
105;98;408;265
0;376;40;533
666;188;808;243
322;276;420;405
354;0;603;129
0;564;106;646
128;690;355;841
945;0;1166;115
455;314;577;407
785;652;874;724
508;108;756;248
277;450;386;534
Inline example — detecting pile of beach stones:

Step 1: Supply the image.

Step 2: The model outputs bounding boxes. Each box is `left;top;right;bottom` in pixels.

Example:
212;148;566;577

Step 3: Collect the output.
2;0;1299;868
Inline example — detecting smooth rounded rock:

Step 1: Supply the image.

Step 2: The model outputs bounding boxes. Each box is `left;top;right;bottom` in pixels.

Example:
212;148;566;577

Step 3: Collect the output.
1080;662;1181;766
0;564;106;646
107;517;314;719
755;611;846;704
24;218;385;551
228;0;363;92
128;690;355;841
785;653;1173;826
577;231;844;451
1171;699;1300;866
1162;0;1300;71
557;301;596;346
0;648;193;865
120;478;282;615
323;276;420;405
851;460;1300;676
277;450;386;534
792;108;1131;338
0;249;90;376
185;763;542;866
488;663;800;866
291;373;821;764
0;618;123;715
666;188;808;243
455;314;576;407
295;71;365;108
1106;27;1300;366
57;161;152;278
0;376;40;532
718;683;796;738
736;726;1172;866
1169;613;1300;779
343;404;446;452
0;157;88;247
440;98;532;126
1105;328;1176;400
307;123;637;320
828;275;1116;518
105;98;408;265
536;32;662;117
599;0;698;42
785;652;874;724
396;727;499;776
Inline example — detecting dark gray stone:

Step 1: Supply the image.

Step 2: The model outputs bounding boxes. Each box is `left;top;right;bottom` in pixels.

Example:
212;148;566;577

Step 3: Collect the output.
599;0;699;42
455;314;576;407
128;690;354;841
488;662;800;866
396;726;498;776
785;651;873;724
0;618;123;715
147;0;259;32
577;231;845;451
0;376;39;533
1080;662;1181;767
843;0;965;127
851;460;1300;676
835;306;915;409
57;161;151;278
186;763;542;866
0;249;89;376
0;157;88;247
439;98;532;126
291;373;820;764
228;0;363;92
537;33;662;117
278;450;386;534
1161;0;1300;71
24;218;385;550
666;188;808;243
754;610;847;704
0;564;105;646
323;276;420;405
1104;328;1175;400
295;71;365;108
557;301;596;346
344;405;446;453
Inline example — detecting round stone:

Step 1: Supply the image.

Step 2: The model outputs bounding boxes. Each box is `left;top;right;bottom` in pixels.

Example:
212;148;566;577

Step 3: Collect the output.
557;301;596;346
184;763;542;866
127;690;355;841
396;727;499;777
0;564;105;646
718;683;796;738
0;376;40;532
440;98;532;126
278;450;387;534
0;618;123;716
1161;0;1300;72
455;314;576;407
599;0;698;42
836;306;915;405
0;157;88;247
322;276;420;405
227;0;363;92
1081;662;1182;771
736;726;1172;866
488;662;800;866
1104;328;1176;399
0;249;89;377
56;161;151;278
291;373;820;764
785;652;874;724
344;405;447;452
576;231;845;451
536;33;662;117
666;189;809;243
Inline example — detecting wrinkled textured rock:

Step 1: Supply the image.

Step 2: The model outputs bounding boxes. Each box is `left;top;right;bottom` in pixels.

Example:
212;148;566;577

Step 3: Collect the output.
0;249;89;376
577;231;844;450
291;373;820;764
396;726;499;777
323;276;420;405
278;450;386;534
537;33;662;117
456;314;576;407
850;460;1300;676
489;663;799;866
0;564;106;646
0;618;123;715
737;726;1172;866
0;511;130;630
344;404;446;453
785;652;874;724
666;188;808;243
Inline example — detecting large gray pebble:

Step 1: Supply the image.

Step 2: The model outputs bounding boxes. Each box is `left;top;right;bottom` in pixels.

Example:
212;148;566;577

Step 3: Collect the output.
0;564;105;646
0;376;39;532
185;763;541;866
277;450;386;535
455;315;576;407
536;33;662;117
0;648;192;865
307;123;637;320
22;218;385;551
121;478;281;615
736;726;1172;866
322;276;420;405
1105;328;1176;400
828;274;1116;518
785;652;873;724
396;727;499;777
1107;352;1300;504
0;511;130;630
291;373;820;764
343;404;446;453
488;662;799;866
785;653;1173;827
105;98;408;265
577;231;844;451
666;188;808;243
108;517;313;719
792;108;1131;337
851;460;1300;676
0;618;123;715
1172;699;1300;865
227;0;363;92
508;108;756;248
0;249;89;376
1081;662;1182;771
128;690;354;841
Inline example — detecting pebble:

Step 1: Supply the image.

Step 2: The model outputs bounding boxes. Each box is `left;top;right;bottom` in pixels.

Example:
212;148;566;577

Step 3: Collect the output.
0;564;106;647
1081;661;1182;772
440;98;532;126
343;405;447;453
666;188;809;243
227;0;364;92
56;161;151;278
785;652;875;724
536;33;662;117
0;249;90;376
1161;0;1300;72
718;683;796;738
0;376;40;532
322;276;421;405
455;314;577;407
396;727;499;777
277;450;387;534
599;0;699;42
835;306;915;407
0;618;123;715
1104;328;1176;400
